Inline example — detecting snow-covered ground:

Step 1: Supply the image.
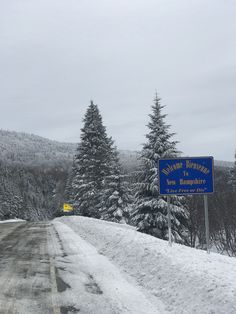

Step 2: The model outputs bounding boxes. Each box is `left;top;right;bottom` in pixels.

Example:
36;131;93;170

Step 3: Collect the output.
0;218;26;224
52;216;236;314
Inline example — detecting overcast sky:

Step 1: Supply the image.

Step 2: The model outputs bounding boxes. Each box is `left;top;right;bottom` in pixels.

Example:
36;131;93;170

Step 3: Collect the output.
0;0;235;161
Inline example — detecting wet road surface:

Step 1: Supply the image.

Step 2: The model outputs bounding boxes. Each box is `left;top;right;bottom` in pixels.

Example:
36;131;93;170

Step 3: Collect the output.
0;222;63;314
0;220;158;314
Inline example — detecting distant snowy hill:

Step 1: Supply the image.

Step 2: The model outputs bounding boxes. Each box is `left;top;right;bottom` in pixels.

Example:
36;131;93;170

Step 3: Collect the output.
0;129;233;169
0;130;77;220
118;149;141;171
0;129;77;166
214;159;234;168
118;150;234;170
0;130;141;170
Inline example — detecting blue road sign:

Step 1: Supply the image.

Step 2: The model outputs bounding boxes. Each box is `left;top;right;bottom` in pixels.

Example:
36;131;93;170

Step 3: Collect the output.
158;157;214;195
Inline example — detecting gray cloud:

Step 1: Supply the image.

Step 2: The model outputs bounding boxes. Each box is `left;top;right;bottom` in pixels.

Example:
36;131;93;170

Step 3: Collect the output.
0;0;235;160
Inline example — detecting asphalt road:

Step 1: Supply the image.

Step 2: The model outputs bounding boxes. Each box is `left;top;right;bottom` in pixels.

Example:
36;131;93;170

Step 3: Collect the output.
0;221;67;314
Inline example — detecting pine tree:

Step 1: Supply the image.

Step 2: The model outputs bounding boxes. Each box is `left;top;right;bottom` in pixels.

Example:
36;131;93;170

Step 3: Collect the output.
100;142;133;223
131;94;189;242
71;101;111;217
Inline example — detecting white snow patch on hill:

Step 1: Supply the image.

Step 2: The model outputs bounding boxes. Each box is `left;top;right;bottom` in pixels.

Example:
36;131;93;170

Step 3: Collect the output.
0;129;233;169
0;129;76;166
0;218;26;223
53;216;236;314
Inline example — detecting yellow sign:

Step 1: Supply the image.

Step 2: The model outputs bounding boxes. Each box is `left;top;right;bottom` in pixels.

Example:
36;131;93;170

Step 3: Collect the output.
63;203;73;212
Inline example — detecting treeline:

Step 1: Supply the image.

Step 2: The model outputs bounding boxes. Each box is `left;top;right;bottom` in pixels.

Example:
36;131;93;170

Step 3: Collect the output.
65;96;236;256
187;166;236;255
0;160;68;221
0;130;74;221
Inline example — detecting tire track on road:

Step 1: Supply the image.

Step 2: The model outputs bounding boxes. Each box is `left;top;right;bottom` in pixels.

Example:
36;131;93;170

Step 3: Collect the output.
0;222;53;314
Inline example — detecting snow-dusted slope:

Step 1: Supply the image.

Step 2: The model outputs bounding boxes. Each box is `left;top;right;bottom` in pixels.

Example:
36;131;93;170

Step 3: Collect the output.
0;129;76;165
53;216;236;314
214;159;234;168
118;149;141;171
0;129;233;169
0;130;138;169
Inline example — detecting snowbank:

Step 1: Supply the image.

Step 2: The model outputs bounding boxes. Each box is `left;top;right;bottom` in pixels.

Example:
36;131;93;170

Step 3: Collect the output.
51;220;161;313
0;218;26;224
54;216;236;314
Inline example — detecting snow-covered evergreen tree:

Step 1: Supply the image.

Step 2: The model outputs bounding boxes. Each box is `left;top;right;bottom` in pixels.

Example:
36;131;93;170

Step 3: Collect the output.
131;94;189;242
71;101;111;217
100;142;133;223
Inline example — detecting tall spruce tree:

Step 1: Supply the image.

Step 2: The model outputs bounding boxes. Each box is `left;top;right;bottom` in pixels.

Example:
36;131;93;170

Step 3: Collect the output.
71;101;111;217
131;94;189;242
100;142;133;223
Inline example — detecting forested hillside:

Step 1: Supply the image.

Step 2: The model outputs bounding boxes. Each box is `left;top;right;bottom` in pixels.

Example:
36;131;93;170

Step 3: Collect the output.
0;130;76;166
0;130;76;220
0;161;67;220
0;129;232;170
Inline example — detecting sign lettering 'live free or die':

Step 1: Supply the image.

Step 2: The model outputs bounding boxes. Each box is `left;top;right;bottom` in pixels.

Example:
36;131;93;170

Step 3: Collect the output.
158;157;214;195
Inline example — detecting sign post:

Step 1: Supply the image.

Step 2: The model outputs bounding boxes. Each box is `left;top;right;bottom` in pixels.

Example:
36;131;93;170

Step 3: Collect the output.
158;156;214;253
167;195;172;246
204;195;210;253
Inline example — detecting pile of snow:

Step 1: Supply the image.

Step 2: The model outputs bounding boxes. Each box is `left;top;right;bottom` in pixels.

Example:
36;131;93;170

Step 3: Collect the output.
53;216;236;314
51;221;160;313
0;218;26;224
